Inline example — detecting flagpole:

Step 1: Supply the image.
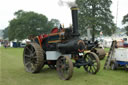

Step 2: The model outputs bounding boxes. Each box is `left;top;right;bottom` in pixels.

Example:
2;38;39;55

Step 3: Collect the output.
116;0;119;27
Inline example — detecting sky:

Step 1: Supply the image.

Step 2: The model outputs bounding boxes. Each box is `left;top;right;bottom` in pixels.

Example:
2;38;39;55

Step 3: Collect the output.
0;0;128;30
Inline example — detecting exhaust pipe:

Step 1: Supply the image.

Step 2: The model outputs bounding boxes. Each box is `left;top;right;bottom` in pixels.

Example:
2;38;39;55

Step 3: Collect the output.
71;7;80;36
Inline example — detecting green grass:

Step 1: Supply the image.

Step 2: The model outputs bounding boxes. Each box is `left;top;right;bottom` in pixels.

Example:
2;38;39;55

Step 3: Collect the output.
0;47;128;85
104;48;110;53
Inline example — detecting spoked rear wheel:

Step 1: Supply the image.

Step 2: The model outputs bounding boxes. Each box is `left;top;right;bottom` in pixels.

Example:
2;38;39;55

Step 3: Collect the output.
56;56;73;80
83;52;100;74
23;43;44;73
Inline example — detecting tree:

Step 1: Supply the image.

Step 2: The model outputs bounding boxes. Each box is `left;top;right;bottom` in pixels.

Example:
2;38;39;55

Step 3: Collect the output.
7;10;60;41
76;0;116;41
3;27;8;39
42;19;60;33
122;14;128;35
50;19;60;28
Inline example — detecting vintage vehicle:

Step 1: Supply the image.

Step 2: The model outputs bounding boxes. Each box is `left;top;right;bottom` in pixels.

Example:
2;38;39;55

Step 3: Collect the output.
23;7;100;80
104;40;128;71
110;48;128;71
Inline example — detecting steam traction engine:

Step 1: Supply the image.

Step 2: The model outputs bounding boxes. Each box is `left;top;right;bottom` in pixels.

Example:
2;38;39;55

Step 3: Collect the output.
23;7;100;80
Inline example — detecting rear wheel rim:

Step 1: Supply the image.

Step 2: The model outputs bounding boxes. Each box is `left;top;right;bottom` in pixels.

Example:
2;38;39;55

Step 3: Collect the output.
24;44;37;72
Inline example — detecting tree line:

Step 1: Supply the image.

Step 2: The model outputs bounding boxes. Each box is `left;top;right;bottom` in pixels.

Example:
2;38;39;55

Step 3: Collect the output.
3;0;128;41
3;10;60;41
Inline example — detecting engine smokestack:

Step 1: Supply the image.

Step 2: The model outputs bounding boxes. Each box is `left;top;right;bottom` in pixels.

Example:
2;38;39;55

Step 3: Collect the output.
71;7;80;36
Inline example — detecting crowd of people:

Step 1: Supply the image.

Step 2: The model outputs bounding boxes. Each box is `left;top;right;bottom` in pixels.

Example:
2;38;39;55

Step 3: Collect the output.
0;40;9;48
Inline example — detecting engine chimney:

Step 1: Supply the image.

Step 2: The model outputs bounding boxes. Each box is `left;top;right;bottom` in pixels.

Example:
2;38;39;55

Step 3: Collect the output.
71;7;80;36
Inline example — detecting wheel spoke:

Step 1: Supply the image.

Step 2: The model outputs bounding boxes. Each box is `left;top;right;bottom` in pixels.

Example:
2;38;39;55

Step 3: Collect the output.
26;47;31;53
58;60;63;65
92;65;96;71
32;57;37;59
25;62;32;68
88;66;91;72
32;51;36;56
30;46;34;52
89;66;92;73
30;63;36;71
87;56;92;61
24;54;31;58
91;66;96;73
92;60;97;63
93;63;98;66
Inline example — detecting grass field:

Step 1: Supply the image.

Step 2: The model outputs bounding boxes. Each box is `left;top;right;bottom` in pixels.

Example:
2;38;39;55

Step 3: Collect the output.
0;47;128;85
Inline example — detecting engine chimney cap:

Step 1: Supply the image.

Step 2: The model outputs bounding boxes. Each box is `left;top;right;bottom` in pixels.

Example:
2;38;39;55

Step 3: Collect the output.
71;7;79;10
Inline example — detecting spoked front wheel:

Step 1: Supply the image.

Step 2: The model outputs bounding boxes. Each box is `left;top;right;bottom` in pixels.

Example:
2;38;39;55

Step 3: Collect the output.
83;52;100;74
56;56;73;80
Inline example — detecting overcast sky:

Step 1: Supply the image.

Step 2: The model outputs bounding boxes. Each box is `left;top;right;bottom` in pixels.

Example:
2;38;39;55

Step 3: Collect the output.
0;0;128;30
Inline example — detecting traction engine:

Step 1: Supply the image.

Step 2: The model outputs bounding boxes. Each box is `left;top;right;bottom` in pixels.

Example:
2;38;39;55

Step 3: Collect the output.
23;7;100;80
